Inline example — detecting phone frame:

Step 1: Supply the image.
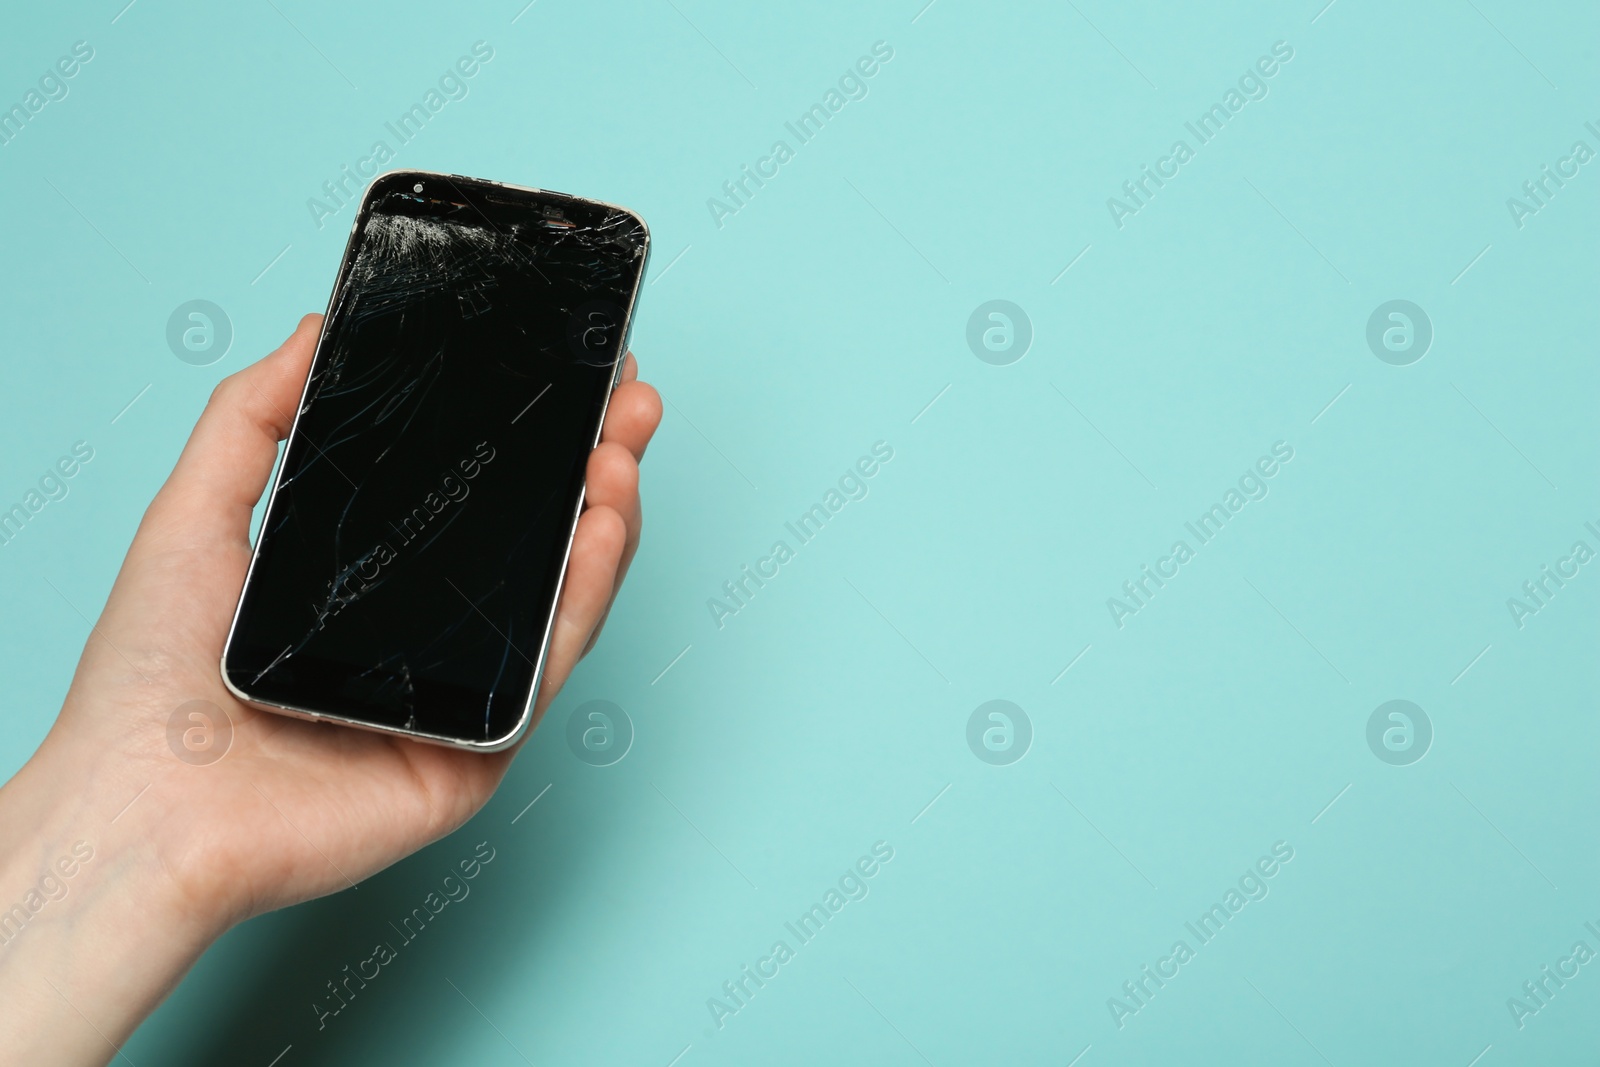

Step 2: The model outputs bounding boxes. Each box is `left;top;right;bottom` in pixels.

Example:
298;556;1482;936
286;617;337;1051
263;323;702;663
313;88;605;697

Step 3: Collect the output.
219;169;650;752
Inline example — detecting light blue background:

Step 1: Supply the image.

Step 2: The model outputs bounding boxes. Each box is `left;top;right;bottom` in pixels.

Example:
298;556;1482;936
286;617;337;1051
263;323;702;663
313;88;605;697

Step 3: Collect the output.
2;1;1597;1063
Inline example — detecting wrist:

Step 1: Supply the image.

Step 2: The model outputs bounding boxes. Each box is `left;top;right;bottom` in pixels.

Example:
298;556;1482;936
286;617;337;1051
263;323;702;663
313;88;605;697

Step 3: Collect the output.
0;739;228;1064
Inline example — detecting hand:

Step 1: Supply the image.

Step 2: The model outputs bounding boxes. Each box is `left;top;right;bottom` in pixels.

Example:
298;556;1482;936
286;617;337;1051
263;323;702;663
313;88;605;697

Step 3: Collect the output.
0;314;661;1064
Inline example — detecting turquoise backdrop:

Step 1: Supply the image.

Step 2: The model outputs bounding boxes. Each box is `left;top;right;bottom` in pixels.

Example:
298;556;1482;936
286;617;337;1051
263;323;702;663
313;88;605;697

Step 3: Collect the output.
2;1;1597;1063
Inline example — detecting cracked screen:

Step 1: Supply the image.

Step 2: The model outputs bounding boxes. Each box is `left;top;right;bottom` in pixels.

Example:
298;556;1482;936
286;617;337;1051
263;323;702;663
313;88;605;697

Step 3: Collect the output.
224;172;648;746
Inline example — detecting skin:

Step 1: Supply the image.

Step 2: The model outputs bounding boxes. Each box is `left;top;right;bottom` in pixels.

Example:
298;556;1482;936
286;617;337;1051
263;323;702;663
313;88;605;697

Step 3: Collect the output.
0;315;662;1065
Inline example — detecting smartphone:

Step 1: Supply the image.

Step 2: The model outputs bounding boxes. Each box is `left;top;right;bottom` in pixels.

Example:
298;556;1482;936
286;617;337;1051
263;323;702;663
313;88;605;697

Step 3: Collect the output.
221;170;649;751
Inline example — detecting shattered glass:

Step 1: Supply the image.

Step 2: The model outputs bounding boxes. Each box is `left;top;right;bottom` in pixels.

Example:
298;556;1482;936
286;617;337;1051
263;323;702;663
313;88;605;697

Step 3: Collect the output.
224;174;647;745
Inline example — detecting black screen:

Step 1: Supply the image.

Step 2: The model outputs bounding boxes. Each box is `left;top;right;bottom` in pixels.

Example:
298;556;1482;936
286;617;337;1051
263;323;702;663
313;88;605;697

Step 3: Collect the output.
224;172;647;746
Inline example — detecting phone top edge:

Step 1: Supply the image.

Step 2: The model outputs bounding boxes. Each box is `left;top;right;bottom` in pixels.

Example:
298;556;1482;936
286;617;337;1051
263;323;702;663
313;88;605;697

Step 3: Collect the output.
362;168;652;239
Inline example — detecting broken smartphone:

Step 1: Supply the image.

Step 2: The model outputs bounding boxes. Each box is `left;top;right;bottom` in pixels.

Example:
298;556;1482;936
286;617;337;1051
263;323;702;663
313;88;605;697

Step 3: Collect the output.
221;170;649;751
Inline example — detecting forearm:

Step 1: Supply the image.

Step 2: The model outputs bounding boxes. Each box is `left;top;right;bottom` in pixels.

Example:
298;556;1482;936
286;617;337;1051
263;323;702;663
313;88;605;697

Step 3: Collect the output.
0;742;224;1066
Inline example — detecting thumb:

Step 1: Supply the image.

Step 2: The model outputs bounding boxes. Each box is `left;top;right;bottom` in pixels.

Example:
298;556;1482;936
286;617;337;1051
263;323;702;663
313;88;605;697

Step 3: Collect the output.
139;314;321;554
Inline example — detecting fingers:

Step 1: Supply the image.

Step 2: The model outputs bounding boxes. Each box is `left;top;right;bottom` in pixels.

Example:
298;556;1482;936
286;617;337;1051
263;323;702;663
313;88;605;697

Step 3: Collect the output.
584;442;640;546
143;314;322;549
601;379;661;463
580;444;643;655
537;505;628;711
619;351;638;383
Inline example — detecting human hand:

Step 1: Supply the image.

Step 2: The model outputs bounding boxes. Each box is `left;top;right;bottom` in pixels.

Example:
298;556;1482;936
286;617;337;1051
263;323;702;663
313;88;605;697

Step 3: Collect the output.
0;314;661;1064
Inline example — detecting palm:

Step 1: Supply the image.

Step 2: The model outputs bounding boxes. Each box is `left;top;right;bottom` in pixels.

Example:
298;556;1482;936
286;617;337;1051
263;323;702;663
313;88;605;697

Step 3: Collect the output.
44;315;659;923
